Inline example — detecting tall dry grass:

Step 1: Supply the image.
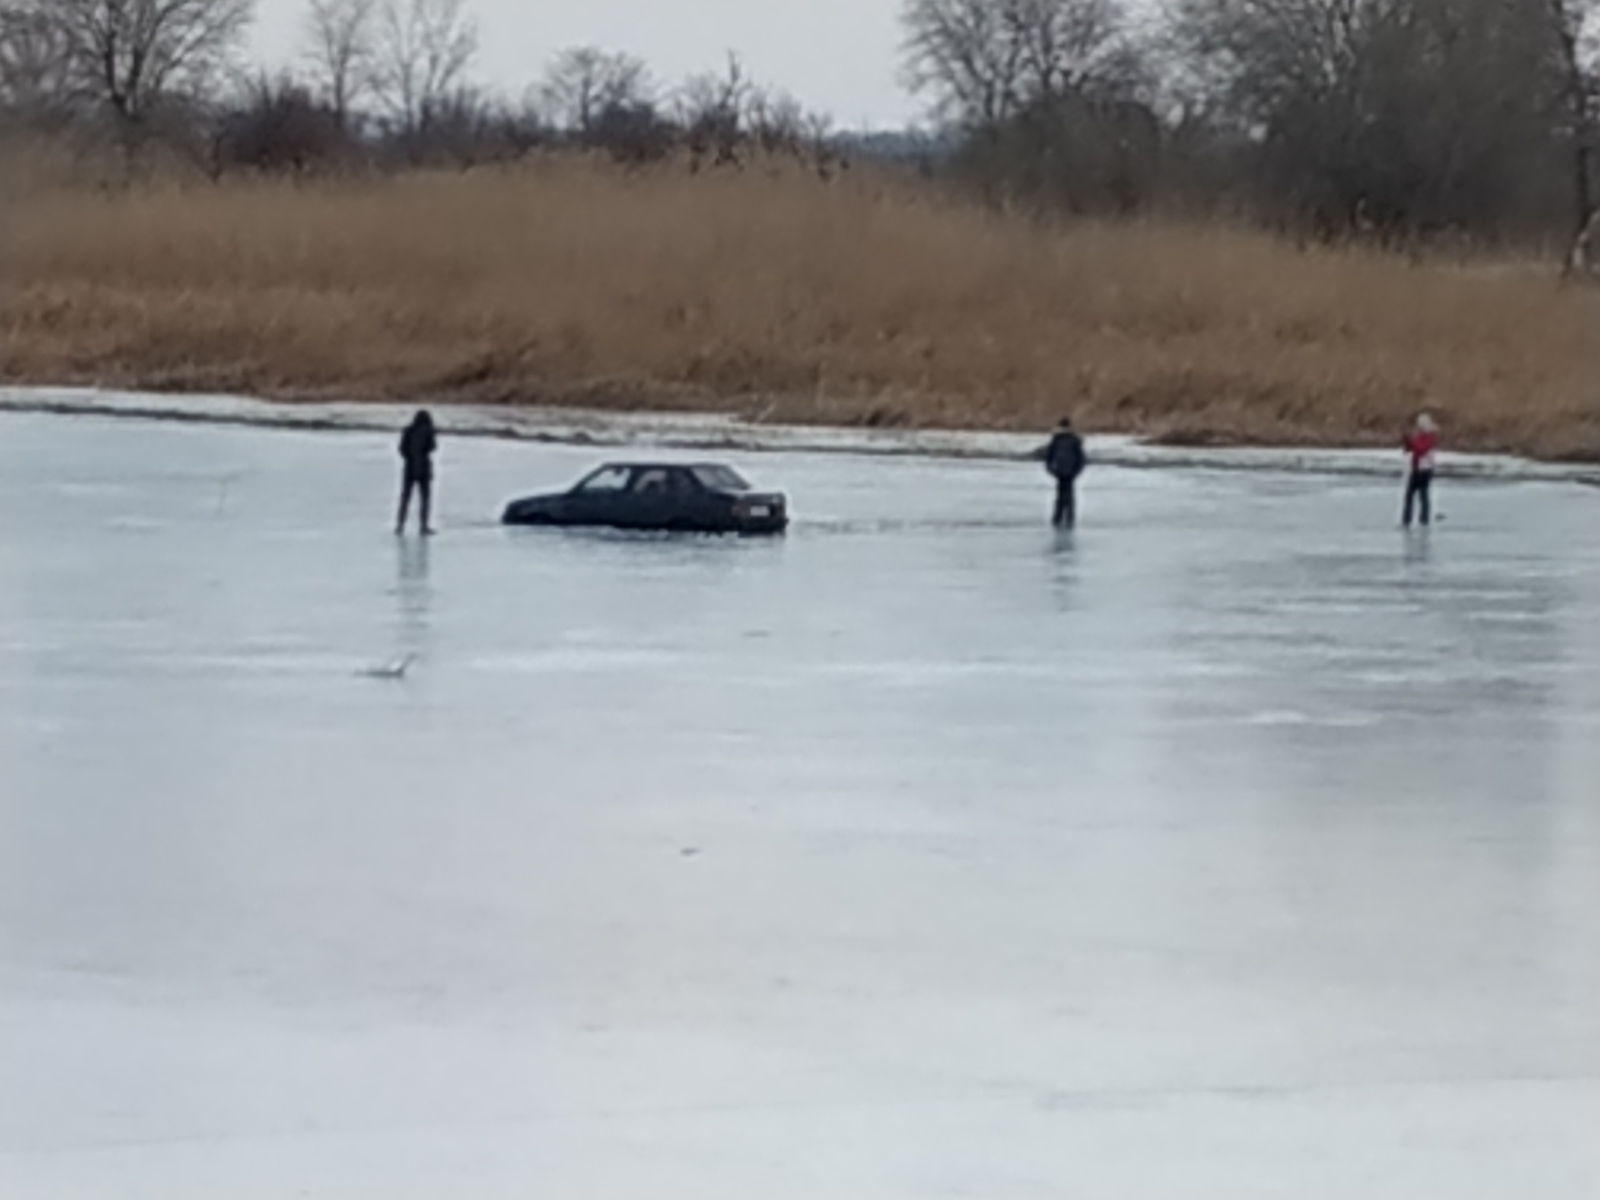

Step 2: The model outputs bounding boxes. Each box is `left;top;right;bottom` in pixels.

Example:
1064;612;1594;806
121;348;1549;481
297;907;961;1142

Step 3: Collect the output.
2;156;1596;458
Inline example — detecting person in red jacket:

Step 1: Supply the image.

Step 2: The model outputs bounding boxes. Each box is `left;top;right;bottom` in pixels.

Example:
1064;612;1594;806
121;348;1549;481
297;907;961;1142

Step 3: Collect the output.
1401;413;1439;528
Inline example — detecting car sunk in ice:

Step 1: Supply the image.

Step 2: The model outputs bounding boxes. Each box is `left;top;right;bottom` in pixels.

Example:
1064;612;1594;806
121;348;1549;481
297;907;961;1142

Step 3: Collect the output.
501;462;788;535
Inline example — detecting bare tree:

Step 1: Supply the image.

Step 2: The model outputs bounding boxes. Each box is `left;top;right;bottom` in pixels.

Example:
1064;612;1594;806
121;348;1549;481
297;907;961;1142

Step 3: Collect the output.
15;0;255;127
539;46;652;135
744;86;805;149
212;71;346;175
1546;0;1600;268
677;53;752;122
1169;0;1570;238
0;1;79;119
675;52;753;166
368;0;477;139
302;0;375;130
901;0;1137;126
1168;0;1394;127
743;86;837;163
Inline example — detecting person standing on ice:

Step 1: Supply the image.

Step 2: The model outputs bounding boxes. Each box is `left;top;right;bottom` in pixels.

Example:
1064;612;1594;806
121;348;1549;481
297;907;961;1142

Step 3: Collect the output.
396;410;437;536
1044;416;1087;528
1401;412;1440;528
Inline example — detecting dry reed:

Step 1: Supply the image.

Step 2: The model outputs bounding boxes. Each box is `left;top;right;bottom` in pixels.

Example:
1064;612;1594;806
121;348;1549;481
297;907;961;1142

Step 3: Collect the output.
2;156;1596;459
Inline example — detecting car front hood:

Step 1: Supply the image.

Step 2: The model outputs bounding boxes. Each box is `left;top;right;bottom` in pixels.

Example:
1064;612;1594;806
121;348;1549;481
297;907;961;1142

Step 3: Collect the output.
502;493;564;519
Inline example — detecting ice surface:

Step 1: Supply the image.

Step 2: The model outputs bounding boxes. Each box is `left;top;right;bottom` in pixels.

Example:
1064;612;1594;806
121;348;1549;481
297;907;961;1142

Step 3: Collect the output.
2;412;1598;1198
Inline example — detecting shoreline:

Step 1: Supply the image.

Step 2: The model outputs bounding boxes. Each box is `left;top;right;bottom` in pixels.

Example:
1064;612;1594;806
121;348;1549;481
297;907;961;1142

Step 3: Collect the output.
3;385;1598;489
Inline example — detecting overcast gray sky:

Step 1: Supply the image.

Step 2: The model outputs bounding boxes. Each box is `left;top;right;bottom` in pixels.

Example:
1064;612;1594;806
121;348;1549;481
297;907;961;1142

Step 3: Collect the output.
250;0;919;129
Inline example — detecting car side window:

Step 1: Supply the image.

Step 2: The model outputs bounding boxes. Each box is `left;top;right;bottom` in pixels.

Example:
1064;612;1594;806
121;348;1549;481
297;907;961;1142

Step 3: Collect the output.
576;466;632;494
632;469;671;495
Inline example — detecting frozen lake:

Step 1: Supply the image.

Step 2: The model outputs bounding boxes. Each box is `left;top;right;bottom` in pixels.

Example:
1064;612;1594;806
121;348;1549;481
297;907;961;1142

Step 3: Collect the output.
3;412;1599;1197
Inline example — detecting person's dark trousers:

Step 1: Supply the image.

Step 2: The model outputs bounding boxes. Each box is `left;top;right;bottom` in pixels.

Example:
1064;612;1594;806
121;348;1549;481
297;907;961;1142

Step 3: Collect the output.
397;469;433;534
1403;470;1433;527
1053;479;1077;528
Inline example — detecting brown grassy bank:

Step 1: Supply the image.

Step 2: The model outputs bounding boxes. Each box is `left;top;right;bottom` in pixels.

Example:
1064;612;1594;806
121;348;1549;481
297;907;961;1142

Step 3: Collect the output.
2;158;1596;460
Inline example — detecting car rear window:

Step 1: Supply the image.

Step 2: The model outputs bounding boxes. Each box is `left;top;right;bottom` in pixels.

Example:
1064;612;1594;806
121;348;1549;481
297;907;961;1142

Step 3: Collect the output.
691;466;750;492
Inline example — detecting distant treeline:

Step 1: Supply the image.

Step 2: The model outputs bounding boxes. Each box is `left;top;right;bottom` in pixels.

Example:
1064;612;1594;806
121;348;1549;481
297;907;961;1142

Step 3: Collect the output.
3;0;1598;256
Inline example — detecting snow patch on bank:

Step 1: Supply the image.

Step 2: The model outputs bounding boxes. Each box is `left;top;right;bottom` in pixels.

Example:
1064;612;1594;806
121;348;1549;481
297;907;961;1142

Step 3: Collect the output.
3;385;1596;486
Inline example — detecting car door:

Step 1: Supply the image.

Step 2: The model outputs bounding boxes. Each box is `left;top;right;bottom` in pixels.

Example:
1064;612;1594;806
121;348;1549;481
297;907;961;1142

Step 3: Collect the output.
626;468;676;529
565;465;635;525
665;468;722;530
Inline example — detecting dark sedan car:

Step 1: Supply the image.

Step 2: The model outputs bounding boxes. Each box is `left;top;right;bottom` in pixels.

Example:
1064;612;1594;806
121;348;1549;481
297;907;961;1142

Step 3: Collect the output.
502;462;789;535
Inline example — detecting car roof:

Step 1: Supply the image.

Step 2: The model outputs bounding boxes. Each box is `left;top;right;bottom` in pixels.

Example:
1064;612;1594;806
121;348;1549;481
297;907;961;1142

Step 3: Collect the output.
596;462;740;472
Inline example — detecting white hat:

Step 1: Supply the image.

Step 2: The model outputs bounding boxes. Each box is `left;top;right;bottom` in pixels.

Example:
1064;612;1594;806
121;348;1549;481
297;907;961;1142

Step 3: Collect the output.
1417;413;1437;432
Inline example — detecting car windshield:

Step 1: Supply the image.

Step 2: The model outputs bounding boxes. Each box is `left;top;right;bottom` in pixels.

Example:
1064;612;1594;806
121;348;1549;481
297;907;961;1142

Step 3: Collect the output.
691;466;750;492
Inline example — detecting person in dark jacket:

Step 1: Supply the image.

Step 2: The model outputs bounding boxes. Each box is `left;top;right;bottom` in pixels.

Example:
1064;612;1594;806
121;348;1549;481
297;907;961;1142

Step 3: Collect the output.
396;410;437;536
1043;417;1086;528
